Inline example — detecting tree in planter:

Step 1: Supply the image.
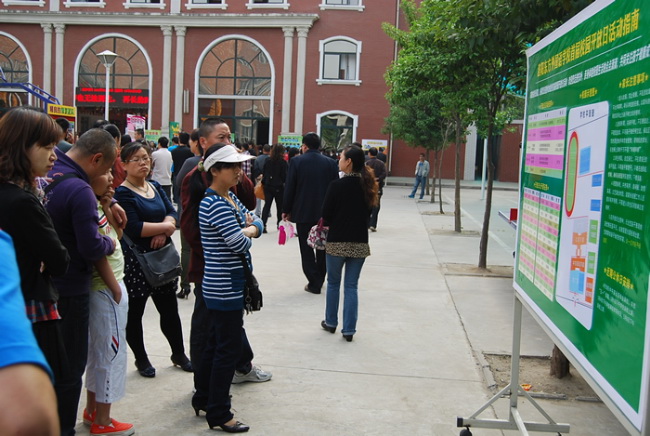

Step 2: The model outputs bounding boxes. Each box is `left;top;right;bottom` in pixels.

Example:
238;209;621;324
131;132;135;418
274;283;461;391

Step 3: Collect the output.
390;0;591;377
444;0;592;269
386;0;594;378
434;0;591;377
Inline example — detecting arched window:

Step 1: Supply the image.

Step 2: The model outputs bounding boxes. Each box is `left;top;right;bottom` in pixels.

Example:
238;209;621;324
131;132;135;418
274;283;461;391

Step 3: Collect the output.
0;33;30;107
318;37;361;85
197;37;273;145
317;111;357;151
78;37;148;89
76;36;150;132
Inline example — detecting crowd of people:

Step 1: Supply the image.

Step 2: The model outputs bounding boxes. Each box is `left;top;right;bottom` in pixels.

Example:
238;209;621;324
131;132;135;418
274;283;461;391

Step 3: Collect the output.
0;107;385;435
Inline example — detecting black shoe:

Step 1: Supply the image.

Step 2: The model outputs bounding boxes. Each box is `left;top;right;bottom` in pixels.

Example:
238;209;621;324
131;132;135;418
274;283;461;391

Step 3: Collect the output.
171;354;193;372
343;334;353;342
210;421;250;433
135;359;156;378
177;288;191;299
321;320;336;334
304;285;321;294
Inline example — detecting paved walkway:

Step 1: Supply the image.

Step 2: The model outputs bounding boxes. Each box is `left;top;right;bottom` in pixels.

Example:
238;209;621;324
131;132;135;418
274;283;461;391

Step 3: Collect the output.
73;184;629;435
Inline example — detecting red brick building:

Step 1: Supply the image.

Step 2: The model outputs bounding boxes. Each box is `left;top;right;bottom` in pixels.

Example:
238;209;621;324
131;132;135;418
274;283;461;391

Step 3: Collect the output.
0;0;521;181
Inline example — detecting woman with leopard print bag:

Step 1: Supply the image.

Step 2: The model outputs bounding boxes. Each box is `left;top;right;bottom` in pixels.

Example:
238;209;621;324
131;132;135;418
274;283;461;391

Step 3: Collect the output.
319;144;378;343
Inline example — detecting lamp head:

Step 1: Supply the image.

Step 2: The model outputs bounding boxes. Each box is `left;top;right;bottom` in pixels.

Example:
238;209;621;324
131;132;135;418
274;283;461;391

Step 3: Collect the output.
97;50;118;68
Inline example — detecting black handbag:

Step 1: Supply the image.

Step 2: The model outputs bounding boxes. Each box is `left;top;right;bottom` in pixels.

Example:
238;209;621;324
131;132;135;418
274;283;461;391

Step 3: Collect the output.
238;253;263;314
122;233;181;288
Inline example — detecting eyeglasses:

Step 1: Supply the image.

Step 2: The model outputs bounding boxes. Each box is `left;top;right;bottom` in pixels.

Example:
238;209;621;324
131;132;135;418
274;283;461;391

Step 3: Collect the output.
126;156;151;164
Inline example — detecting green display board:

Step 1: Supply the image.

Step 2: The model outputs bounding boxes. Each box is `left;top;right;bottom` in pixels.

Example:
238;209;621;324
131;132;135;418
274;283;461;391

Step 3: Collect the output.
278;134;302;148
515;0;650;431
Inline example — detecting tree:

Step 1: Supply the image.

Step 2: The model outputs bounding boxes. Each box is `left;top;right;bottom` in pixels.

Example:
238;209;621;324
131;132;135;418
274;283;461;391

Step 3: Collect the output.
386;0;592;262
387;0;594;379
383;89;452;210
384;0;476;222
415;0;592;268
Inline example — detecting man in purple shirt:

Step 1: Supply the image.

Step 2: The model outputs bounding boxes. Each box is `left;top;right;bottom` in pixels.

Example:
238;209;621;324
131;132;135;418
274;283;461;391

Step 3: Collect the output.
45;128;126;436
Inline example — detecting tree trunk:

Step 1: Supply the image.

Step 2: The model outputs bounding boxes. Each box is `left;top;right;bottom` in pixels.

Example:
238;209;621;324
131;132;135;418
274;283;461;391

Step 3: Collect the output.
454;116;462;232
550;345;570;378
478;129;495;269
438;149;444;214
425;150;431;197
430;150;438;204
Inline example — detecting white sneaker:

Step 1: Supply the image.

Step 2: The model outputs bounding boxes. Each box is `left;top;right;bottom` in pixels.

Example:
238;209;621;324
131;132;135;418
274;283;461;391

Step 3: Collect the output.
232;365;272;384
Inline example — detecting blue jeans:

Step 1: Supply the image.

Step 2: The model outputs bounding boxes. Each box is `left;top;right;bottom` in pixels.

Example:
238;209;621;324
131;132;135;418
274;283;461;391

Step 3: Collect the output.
55;294;90;436
325;255;366;335
410;175;426;198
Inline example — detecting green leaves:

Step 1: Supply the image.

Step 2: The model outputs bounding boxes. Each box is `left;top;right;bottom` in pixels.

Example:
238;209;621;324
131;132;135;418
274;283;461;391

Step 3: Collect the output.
384;0;591;146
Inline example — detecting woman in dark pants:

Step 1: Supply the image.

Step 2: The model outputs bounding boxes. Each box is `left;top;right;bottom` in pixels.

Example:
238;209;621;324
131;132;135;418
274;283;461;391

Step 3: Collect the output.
193;144;264;433
261;143;288;232
115;142;191;378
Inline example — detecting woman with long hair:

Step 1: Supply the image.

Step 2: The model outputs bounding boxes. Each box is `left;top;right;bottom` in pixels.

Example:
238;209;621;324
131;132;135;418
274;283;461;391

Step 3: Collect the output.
261;143;288;232
320;144;378;342
114;142;191;378
0;106;70;377
193;144;263;433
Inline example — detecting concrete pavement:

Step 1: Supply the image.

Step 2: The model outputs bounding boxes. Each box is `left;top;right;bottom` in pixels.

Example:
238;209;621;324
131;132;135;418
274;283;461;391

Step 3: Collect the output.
74;182;629;435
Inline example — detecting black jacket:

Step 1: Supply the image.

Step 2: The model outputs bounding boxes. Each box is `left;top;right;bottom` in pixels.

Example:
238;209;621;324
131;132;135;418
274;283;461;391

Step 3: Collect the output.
262;158;288;189
322;176;370;244
283;149;339;223
0;183;69;302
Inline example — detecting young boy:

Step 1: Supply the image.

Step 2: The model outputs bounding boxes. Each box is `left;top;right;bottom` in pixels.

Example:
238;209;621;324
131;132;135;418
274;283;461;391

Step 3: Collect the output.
84;169;135;436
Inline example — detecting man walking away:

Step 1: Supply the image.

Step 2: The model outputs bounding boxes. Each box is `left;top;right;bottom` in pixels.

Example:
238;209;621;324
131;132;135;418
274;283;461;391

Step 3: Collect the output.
282;132;339;294
252;144;271;217
365;146;386;231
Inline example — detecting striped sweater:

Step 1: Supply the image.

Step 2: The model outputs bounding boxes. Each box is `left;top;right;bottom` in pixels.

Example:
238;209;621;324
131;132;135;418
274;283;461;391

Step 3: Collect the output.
199;190;263;311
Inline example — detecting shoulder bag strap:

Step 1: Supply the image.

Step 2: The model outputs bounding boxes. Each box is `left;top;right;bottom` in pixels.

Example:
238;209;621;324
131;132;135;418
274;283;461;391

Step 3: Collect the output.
120;232;140;253
231;205;253;277
43;173;80;195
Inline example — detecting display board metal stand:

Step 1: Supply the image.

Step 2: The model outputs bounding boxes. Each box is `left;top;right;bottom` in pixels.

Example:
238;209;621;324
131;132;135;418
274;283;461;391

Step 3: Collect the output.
456;296;571;435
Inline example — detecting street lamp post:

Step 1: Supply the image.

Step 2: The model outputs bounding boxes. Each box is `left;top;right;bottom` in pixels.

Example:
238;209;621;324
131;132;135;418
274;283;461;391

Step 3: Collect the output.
97;50;118;121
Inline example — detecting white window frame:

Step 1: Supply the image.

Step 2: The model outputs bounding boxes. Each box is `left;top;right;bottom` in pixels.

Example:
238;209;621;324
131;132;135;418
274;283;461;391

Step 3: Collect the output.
64;0;106;7
246;0;288;10
319;0;363;12
316;110;358;148
123;0;165;9
317;36;362;86
185;0;227;9
2;0;45;6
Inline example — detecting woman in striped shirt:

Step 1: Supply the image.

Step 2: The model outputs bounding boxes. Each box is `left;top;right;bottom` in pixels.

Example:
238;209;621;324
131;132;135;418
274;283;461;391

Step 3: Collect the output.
193;144;263;433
